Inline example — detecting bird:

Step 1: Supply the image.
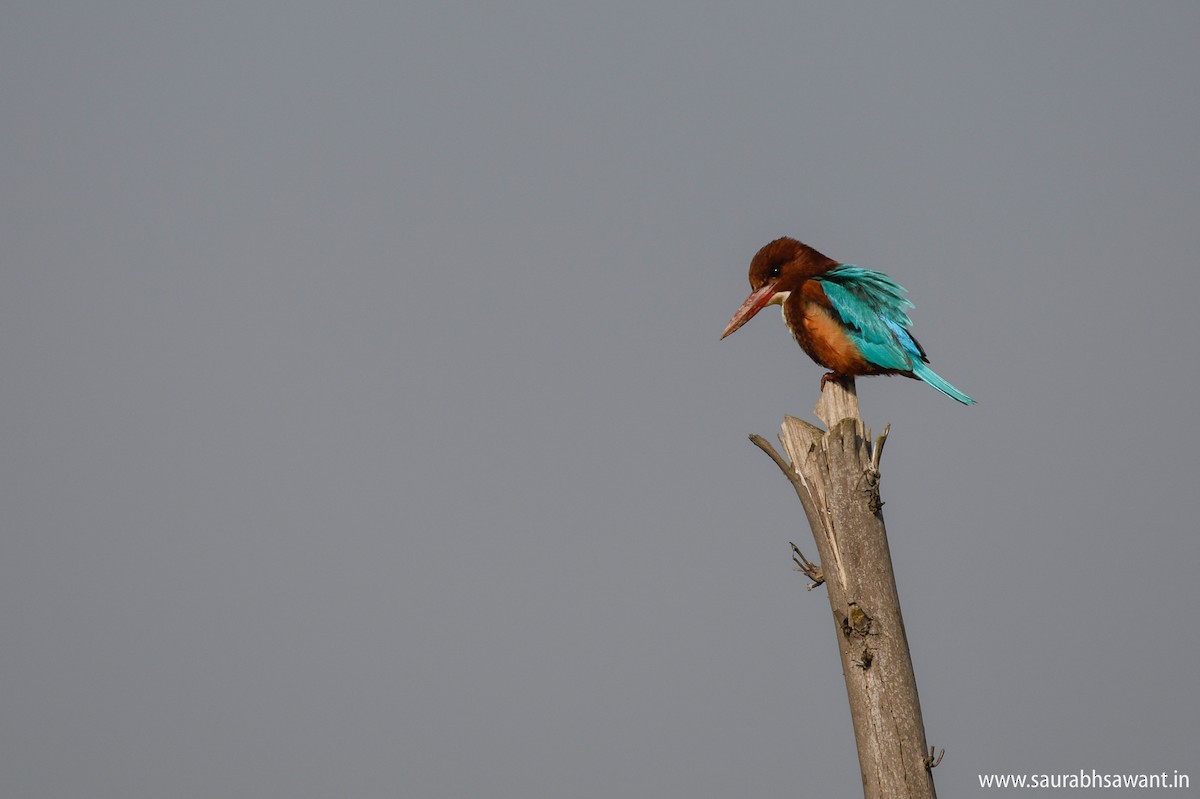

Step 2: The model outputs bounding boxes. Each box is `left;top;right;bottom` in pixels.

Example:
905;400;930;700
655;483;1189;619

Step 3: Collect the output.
721;237;974;404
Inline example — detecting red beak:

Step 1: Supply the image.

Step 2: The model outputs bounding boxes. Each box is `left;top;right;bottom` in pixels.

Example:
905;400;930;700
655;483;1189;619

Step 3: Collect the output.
721;281;779;339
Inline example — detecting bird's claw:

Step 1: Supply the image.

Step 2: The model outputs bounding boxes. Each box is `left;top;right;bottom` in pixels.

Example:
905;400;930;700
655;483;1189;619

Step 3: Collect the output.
820;372;848;391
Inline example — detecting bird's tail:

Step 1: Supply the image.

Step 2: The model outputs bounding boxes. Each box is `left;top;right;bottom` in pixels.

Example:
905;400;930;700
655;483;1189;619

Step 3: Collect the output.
911;361;975;405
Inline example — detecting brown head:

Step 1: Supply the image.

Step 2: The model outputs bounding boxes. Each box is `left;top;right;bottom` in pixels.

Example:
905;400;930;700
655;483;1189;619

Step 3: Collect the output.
720;237;838;339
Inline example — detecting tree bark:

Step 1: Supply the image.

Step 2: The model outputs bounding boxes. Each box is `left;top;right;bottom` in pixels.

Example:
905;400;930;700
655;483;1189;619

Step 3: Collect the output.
751;378;939;799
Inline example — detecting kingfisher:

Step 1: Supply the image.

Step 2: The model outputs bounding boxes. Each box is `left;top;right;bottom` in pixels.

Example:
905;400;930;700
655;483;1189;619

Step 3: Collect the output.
721;237;974;405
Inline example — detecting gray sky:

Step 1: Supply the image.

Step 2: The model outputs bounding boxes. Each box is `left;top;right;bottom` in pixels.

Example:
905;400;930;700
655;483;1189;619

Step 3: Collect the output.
3;2;1198;797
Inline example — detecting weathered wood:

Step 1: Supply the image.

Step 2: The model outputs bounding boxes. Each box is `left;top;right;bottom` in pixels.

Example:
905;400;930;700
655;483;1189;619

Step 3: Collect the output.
761;378;938;799
814;375;860;428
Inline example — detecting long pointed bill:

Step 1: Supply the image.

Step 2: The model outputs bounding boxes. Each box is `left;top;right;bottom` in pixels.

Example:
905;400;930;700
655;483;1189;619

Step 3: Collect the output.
721;281;779;339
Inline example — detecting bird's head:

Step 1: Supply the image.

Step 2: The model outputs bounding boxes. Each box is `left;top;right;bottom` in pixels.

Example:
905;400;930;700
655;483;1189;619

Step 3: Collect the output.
720;237;836;339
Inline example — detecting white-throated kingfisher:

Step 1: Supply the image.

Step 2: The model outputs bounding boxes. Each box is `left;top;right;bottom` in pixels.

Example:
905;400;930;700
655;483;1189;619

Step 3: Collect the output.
722;237;974;404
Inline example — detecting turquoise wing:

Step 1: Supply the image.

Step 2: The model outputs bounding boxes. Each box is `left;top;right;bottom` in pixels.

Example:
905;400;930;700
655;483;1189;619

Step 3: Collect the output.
817;265;975;404
817;265;921;372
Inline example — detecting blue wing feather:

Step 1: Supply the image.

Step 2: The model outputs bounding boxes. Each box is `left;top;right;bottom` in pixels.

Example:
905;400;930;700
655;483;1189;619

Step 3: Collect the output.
817;265;975;404
817;266;917;369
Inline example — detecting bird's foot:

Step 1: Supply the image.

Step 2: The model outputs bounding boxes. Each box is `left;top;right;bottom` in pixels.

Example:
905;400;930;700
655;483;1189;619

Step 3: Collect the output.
820;372;846;391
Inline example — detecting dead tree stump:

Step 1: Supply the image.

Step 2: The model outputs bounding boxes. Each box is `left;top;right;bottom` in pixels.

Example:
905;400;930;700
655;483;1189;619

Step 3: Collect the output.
750;378;940;799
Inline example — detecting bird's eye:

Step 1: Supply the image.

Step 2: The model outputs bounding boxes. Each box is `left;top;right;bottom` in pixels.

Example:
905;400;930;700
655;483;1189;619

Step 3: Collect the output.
768;264;781;278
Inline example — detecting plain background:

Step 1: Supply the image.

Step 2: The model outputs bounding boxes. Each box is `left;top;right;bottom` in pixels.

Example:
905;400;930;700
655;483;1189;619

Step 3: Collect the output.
3;2;1198;797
